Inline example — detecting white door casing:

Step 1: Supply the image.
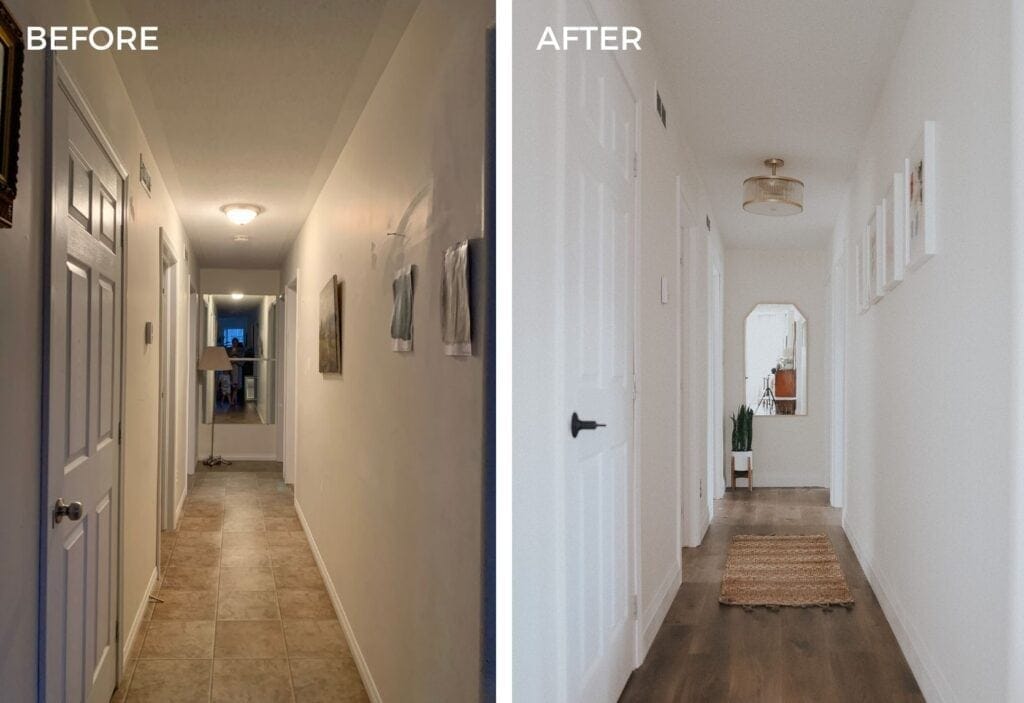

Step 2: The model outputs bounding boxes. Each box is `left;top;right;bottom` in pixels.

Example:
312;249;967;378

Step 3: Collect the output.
561;0;638;698
43;60;127;703
829;255;847;507
283;278;298;485
186;287;199;475
158;237;177;531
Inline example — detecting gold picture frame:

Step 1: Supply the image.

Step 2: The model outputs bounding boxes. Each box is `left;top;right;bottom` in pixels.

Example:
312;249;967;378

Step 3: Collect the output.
0;2;23;228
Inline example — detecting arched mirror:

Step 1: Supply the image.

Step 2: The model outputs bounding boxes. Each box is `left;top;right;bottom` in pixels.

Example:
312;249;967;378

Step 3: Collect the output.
744;303;807;416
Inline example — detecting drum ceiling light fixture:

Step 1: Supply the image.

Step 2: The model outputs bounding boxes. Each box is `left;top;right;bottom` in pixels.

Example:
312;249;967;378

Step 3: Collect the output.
743;158;804;216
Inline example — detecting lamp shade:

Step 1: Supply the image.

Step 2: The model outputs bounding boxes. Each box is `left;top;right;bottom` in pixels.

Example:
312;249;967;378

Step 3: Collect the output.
197;346;233;371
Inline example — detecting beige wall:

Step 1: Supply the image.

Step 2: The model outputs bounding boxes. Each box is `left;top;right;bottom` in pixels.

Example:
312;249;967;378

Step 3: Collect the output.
280;0;491;699
0;1;197;696
200;267;280;296
724;249;828;487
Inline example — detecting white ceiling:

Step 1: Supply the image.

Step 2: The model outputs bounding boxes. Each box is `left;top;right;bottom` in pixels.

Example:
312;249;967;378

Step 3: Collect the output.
95;0;417;267
637;0;914;249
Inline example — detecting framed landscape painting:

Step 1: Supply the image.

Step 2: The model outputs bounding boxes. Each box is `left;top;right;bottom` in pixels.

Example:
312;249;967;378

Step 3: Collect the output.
319;275;342;373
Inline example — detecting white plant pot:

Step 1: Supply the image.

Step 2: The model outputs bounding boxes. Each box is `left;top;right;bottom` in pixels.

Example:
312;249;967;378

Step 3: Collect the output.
732;451;752;471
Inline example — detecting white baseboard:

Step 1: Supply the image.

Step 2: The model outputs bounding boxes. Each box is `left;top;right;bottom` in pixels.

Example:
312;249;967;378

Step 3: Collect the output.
737;473;827;488
173;486;187;528
294;499;382;703
843;515;954;702
638;562;681;661
216;453;280;462
122;566;158;664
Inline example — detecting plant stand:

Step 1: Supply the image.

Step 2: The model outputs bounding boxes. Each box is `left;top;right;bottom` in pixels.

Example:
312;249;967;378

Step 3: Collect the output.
731;453;753;491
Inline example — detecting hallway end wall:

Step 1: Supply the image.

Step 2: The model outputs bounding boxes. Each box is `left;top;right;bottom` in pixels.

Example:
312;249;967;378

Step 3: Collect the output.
280;0;492;699
834;0;1014;698
723;248;829;488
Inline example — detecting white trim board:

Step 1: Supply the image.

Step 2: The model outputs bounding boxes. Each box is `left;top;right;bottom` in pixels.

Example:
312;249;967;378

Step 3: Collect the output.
173;486;187;529
736;475;828;489
122;566;158;664
294;499;382;703
842;515;954;702
639;564;681;661
214;453;281;462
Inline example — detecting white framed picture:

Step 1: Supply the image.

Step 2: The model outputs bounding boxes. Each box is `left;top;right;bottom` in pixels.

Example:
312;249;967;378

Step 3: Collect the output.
882;172;905;291
905;121;936;270
866;207;883;304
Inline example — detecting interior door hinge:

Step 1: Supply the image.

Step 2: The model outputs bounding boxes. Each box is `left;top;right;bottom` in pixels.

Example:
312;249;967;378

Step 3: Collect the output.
632;153;638;179
118;422;122;445
632;594;639;619
115;620;120;641
633;372;638;401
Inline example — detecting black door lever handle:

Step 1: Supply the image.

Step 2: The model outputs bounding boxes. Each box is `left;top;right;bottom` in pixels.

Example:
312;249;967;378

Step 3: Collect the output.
571;412;607;438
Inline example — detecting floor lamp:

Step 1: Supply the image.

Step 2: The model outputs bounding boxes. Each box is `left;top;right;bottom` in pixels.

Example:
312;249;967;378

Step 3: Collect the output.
198;346;234;466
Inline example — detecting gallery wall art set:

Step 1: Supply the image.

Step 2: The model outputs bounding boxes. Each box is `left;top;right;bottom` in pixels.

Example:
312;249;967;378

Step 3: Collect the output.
857;121;937;313
317;239;475;373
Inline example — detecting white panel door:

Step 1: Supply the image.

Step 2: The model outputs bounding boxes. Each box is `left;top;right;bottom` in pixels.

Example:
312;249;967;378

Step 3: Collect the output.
561;1;637;699
44;62;126;703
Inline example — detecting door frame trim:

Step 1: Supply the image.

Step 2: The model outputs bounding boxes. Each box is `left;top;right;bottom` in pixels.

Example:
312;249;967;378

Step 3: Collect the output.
158;230;178;534
41;55;129;702
283;273;299;485
829;254;847;508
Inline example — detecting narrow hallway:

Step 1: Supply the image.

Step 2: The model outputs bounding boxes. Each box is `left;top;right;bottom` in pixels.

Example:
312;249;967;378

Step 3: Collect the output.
619;490;922;702
112;463;368;703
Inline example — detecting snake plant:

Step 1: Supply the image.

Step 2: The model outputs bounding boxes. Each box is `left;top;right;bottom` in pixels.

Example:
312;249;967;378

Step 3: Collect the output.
730;404;754;452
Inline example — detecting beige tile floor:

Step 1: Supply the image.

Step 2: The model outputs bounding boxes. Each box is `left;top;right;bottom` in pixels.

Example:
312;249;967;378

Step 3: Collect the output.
112;465;369;703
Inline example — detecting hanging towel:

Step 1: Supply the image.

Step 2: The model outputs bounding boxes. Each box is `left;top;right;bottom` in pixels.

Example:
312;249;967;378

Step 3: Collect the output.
390;265;414;352
441;241;472;356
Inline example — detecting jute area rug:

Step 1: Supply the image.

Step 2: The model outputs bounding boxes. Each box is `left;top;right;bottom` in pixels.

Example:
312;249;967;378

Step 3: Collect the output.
719;534;855;609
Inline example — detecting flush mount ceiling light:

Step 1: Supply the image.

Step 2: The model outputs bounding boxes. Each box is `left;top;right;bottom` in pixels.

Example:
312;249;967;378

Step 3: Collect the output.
742;158;804;216
231;292;244;300
220;203;263;226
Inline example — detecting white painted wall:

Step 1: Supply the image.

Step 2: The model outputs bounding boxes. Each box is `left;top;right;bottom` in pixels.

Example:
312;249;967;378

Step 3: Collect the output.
511;0;724;698
832;0;1014;698
1011;5;1024;698
0;0;197;696
279;0;491;699
724;249;828;487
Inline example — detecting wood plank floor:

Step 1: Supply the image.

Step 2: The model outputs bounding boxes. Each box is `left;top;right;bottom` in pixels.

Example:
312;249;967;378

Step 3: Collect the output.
619;488;923;703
